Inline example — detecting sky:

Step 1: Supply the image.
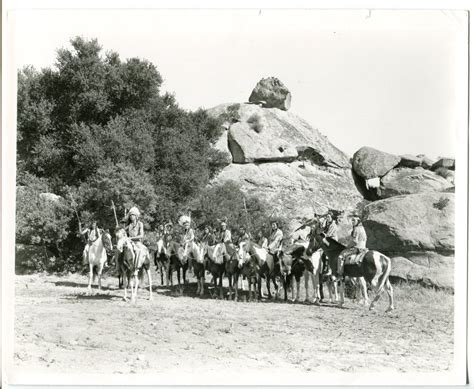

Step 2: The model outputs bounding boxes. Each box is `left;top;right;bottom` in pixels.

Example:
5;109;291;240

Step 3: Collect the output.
11;8;467;159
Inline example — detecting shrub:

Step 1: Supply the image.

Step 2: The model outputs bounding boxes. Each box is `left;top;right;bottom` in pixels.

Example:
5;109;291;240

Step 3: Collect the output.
247;113;263;133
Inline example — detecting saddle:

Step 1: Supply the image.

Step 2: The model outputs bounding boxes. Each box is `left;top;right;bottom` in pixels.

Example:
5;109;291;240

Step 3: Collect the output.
340;248;368;265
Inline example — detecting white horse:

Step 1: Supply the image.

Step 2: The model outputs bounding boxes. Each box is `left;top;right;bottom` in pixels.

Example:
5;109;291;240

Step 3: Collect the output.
85;230;113;294
115;229;153;303
303;248;339;304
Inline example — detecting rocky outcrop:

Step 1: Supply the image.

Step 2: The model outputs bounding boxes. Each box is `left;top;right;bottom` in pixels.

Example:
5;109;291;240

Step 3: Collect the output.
212;130;233;166
351;146;455;201
207;103;350;168
379;167;452;199
363;192;454;289
353;147;401;179
212;162;362;234
399;154;422;168
248;77;291;111
431;158;455;171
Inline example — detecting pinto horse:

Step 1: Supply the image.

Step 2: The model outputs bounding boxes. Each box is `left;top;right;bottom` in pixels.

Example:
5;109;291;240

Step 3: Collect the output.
185;241;206;297
237;241;260;301
317;235;394;312
238;240;281;301
115;229;153;302
86;230;113;293
203;242;227;299
223;243;241;301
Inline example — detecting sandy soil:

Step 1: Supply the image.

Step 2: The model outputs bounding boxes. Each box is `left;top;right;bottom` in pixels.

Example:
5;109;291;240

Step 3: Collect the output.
13;271;454;379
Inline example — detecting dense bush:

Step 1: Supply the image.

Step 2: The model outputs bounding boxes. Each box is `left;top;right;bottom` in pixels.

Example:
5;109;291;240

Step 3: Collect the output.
188;181;289;240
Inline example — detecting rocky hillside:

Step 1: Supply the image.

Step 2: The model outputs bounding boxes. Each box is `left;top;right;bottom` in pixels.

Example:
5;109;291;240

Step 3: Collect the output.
208;78;362;234
352;146;455;289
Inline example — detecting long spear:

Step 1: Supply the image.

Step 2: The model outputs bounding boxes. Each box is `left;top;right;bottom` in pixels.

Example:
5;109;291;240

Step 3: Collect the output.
242;195;252;238
111;200;119;228
68;192;82;233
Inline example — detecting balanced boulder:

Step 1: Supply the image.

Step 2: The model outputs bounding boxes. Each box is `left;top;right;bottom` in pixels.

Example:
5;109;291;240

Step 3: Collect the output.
352;147;401;179
248;77;291;111
431;158;455;171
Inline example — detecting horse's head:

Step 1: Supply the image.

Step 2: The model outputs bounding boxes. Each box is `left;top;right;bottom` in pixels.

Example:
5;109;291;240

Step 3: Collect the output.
237;241;250;267
101;231;113;253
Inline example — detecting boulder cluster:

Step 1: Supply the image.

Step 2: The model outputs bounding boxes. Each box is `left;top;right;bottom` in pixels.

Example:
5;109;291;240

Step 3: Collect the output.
210;77;455;289
208;78;362;234
352;147;455;289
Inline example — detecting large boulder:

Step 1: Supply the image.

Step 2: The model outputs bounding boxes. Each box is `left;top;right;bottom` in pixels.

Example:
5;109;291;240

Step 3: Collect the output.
363;192;454;289
207;103;350;168
379;167;453;198
399;154;422;168
212;162;363;234
211;130;233;166
431;158;455;171
248;77;291;111
352;147;401;179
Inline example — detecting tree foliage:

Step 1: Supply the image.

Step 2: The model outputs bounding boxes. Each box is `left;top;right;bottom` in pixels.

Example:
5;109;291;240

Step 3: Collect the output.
16;37;234;271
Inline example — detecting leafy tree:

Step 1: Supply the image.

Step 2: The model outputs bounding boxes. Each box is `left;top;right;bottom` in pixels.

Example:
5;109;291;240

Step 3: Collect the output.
188;181;289;240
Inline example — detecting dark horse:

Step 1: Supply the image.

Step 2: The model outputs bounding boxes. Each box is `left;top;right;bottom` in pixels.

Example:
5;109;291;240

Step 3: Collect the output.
316;234;394;312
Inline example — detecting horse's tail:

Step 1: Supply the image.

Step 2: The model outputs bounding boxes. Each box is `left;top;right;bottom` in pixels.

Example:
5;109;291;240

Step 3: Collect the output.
374;253;391;295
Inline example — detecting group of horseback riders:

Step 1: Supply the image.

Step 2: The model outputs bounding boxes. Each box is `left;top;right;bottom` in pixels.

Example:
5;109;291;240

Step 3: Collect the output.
80;205;367;280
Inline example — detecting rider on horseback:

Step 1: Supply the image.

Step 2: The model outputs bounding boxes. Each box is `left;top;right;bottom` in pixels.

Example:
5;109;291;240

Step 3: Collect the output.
179;215;195;275
125;206;145;258
81;220;100;266
337;215;368;277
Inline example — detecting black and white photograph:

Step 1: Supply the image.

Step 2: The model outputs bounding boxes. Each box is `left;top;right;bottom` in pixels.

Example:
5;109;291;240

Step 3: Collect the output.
2;2;469;387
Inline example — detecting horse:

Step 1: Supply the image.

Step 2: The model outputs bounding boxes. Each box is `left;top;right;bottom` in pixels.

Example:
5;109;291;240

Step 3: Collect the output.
238;240;280;301
317;235;394;312
185;241;206;297
154;237;171;286
223;243;241;301
167;240;188;295
115;228;153;302
203;242;227;299
288;236;338;304
237;242;260;302
85;230;113;293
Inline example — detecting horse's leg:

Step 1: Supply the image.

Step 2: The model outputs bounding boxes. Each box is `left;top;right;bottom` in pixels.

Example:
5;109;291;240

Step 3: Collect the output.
291;276;296;302
235;274;239;302
130;276;135;303
385;279;395;312
304;271;310;302
219;274;224;299
87;263;93;294
272;278;279;300
257;275;262;300
147;269;153;300
359;277;369;306
338;278;345;307
266;277;272;299
97;264;103;291
296;276;301;302
123;273;128;301
313;273;320;304
160;263;164;285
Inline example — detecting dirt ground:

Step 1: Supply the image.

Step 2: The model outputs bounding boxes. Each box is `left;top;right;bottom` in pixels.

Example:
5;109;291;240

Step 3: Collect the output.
13;270;454;379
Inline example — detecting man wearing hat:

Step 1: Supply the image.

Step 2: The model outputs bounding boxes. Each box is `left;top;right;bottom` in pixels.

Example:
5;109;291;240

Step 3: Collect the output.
267;221;283;254
323;211;339;241
218;221;232;244
337;215;368;276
